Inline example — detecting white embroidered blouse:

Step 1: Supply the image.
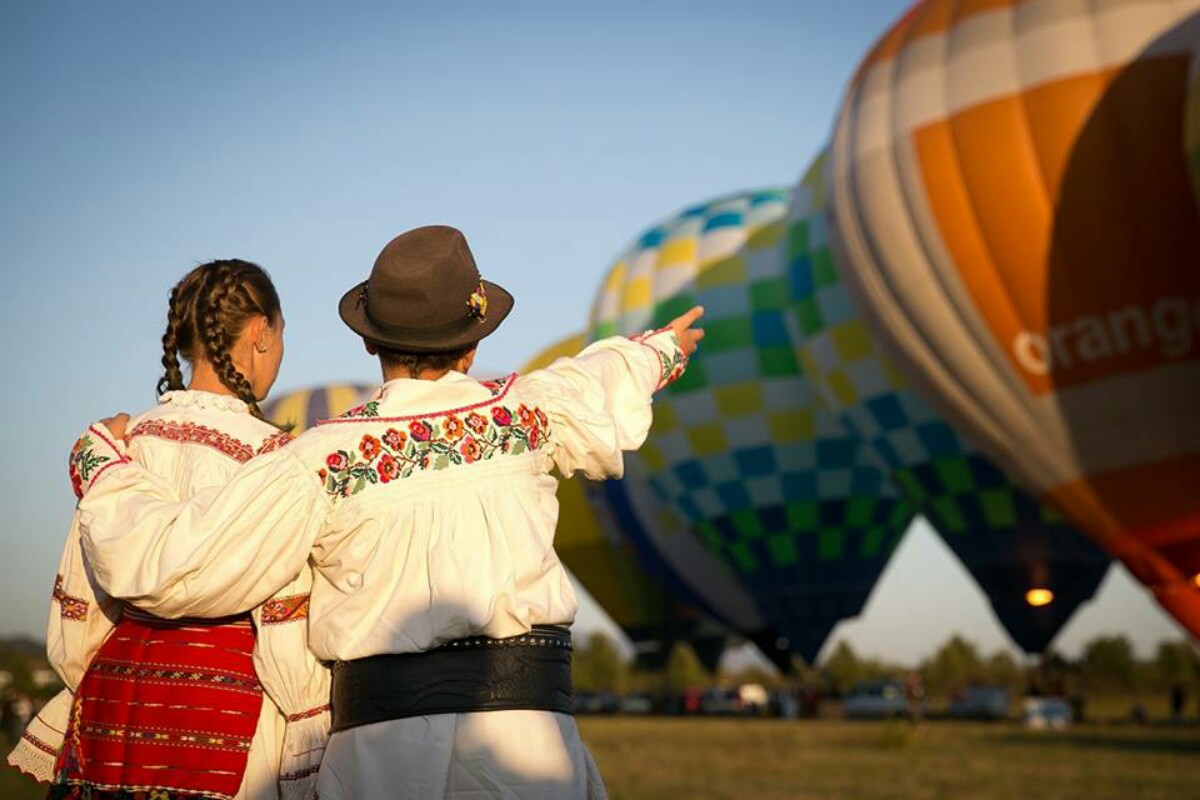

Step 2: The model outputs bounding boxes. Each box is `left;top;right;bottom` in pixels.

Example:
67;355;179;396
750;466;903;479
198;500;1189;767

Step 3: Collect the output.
8;390;330;800
70;331;686;663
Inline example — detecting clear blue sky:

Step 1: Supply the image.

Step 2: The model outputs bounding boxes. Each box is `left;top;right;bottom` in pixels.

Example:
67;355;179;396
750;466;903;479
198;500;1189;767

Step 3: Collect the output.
0;0;1185;663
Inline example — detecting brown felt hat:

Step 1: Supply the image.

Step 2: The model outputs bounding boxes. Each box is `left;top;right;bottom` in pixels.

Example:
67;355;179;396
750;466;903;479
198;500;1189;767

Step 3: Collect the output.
339;225;513;352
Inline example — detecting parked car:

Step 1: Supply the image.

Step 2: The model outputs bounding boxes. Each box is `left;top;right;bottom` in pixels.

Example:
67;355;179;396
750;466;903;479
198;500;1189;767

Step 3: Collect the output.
1022;696;1071;729
619;693;655;715
699;688;743;716
949;686;1012;720
843;680;910;720
573;691;620;714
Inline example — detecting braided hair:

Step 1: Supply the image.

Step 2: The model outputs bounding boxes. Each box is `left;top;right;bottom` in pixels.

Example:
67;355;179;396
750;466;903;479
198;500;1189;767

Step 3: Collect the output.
157;282;187;395
158;259;282;420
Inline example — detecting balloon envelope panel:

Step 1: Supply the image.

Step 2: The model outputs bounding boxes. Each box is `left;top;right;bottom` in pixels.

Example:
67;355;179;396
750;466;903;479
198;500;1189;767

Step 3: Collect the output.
828;0;1200;634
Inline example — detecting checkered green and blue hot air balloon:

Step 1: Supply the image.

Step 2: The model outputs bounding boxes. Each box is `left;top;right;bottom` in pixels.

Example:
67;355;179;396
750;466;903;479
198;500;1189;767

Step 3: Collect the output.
589;188;915;667
789;152;1111;654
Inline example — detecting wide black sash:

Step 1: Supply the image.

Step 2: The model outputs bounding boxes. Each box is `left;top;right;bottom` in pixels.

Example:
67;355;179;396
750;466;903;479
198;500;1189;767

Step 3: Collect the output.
330;625;574;733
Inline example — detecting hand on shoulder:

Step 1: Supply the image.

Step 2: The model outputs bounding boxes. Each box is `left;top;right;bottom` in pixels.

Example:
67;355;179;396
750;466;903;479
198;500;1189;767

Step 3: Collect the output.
100;413;131;443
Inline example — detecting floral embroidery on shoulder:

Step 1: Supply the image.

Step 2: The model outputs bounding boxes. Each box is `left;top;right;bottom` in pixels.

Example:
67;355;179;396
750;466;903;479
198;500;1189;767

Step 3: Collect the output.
130;419;256;463
480;374;516;396
69;429;124;499
260;593;309;624
317;400;550;500
256;431;294;455
339;400;381;419
53;575;88;621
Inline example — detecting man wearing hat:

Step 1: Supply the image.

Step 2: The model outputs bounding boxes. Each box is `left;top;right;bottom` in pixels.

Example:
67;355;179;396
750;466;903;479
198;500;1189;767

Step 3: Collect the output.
70;225;704;798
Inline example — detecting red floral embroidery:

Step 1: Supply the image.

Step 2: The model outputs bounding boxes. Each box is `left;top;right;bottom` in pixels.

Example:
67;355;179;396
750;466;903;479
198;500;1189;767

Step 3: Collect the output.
444;415;466;441
69;429;123;499
316;399;550;500
377;453;400;482
260;594;309;625
53;575;88;621
131;419;255;463
480;375;513;396
360;434;381;459
257;431;293;455
383;428;407;450
630;328;688;390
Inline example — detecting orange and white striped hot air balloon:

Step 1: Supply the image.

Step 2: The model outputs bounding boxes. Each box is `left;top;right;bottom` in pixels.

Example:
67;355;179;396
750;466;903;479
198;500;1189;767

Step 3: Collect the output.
827;0;1200;635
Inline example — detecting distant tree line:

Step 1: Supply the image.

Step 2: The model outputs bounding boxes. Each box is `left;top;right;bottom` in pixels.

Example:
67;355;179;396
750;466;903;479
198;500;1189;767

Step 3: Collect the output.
571;631;1200;700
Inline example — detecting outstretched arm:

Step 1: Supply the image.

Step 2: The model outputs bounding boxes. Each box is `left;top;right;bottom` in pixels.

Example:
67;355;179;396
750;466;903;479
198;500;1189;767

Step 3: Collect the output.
72;425;331;619
521;306;703;479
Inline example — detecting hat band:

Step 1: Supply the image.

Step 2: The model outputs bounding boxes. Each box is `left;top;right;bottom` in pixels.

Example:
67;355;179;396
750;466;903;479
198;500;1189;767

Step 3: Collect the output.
363;299;486;350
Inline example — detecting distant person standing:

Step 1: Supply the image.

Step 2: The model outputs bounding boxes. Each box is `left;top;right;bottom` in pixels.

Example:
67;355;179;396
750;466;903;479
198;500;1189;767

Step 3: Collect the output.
1170;683;1186;725
904;671;925;724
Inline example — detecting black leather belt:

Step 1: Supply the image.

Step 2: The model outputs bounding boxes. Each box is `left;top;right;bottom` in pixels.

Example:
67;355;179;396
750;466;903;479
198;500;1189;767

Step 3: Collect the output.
330;625;575;733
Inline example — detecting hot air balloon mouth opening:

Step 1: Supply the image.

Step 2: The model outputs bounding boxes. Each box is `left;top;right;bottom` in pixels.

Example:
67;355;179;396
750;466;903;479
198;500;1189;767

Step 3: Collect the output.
1192;573;1200;589
1025;589;1055;608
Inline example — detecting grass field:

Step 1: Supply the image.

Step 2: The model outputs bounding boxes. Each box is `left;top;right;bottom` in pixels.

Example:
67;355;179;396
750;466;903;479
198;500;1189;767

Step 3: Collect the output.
3;718;1196;799
580;718;1199;800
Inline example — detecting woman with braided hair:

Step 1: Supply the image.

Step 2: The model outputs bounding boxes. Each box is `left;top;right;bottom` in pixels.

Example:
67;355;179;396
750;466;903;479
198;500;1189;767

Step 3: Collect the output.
7;260;330;800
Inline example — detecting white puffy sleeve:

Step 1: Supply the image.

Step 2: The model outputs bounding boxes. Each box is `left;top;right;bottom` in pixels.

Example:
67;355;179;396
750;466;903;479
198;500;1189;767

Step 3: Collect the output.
74;428;332;619
518;328;687;480
7;460;123;782
252;566;331;800
45;514;122;688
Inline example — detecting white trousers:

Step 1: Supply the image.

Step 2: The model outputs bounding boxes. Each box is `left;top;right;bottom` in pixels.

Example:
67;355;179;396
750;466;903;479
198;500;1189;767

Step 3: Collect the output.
315;710;606;800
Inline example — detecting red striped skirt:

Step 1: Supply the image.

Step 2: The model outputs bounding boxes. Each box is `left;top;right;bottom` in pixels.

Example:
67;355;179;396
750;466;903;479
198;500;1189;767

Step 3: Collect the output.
52;606;264;800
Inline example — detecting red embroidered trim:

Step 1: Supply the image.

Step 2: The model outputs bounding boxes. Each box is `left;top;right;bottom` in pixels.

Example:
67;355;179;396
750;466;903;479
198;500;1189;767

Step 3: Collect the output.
285;704;330;723
256;431;293;455
53;575;89;621
260;594;309;625
87;423;125;458
130;419;256;463
21;730;58;757
629;329;687;390
316;373;519;425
